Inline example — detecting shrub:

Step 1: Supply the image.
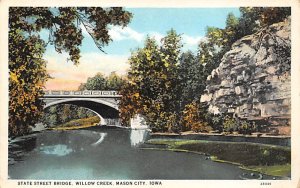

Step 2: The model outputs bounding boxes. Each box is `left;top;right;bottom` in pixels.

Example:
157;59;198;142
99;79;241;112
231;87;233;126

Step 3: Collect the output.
181;101;212;133
222;115;238;133
238;120;257;135
191;121;212;133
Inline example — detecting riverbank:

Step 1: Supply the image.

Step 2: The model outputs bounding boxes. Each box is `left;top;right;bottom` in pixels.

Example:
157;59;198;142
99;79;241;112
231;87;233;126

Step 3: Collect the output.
150;131;290;147
48;116;100;130
144;139;291;178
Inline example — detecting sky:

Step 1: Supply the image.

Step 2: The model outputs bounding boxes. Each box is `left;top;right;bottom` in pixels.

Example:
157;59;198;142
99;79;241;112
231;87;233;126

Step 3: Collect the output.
44;8;240;91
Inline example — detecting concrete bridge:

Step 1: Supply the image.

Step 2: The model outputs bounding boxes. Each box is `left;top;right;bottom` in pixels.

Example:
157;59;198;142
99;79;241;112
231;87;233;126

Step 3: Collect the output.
41;90;121;126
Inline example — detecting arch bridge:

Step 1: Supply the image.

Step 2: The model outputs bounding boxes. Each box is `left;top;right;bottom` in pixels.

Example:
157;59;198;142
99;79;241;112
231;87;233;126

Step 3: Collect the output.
41;90;121;126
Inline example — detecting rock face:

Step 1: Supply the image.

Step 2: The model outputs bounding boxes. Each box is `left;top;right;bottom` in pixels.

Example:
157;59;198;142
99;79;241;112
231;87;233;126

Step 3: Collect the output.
201;18;291;125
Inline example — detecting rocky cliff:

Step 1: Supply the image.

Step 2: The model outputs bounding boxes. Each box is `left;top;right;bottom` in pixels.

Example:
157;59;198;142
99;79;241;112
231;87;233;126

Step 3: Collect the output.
201;18;291;126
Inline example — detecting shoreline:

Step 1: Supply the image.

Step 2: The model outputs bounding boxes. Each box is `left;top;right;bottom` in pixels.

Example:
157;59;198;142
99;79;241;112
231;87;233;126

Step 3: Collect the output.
143;139;291;178
150;131;291;139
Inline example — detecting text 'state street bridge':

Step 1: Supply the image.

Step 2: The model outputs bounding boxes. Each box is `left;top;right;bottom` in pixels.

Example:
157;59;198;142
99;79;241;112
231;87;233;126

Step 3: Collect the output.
41;90;121;125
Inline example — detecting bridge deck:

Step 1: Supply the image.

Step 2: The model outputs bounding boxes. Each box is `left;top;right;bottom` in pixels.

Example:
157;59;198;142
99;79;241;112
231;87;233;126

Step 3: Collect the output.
43;90;121;98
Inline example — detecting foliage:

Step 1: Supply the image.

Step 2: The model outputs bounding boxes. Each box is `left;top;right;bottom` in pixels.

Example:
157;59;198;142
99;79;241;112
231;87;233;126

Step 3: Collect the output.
119;83;142;126
80;73;107;90
54;116;100;128
78;71;126;91
181;101;212;133
197;7;291;82
9;7;132;137
237;120;257;135
120;6;292;133
106;71;126;90
9;32;48;136
42;104;96;128
10;7;132;64
178;51;206;108
222;115;238;133
119;30;183;132
204;113;224;132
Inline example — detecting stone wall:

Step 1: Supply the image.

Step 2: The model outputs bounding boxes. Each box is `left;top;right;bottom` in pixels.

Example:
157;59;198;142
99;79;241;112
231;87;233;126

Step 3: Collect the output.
201;18;291;125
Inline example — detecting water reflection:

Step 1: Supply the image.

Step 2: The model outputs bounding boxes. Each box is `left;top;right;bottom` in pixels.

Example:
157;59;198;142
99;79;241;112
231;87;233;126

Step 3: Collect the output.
91;133;107;146
27;167;94;180
130;129;148;147
9;127;270;180
39;144;73;156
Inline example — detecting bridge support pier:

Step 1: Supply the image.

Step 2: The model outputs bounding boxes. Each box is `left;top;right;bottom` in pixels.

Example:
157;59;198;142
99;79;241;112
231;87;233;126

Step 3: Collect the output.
130;114;148;129
99;116;107;126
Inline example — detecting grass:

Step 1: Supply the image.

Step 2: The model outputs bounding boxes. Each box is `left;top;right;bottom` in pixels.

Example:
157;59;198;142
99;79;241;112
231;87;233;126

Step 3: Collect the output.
49;116;100;130
145;139;291;177
244;164;291;177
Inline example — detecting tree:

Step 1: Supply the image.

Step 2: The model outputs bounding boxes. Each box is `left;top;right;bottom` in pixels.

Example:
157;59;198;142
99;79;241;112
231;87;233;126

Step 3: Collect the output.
78;71;126;91
178;51;206;108
81;73;108;90
181;100;212;133
196;7;291;99
9;33;48;136
120;30;183;132
9;7;132;137
106;71;126;90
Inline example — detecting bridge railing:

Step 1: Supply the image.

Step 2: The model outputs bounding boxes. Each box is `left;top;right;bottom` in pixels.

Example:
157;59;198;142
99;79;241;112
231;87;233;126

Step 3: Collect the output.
44;90;121;97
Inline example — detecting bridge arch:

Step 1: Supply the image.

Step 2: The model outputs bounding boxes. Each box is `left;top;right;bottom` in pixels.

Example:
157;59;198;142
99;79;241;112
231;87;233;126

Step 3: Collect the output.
44;98;120;126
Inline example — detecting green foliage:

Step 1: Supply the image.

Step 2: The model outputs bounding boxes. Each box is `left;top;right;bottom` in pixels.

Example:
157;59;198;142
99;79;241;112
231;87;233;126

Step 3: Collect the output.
106;71;126;90
10;7;132;64
81;73;108;90
9;7;132;137
120;30;183;132
204;113;224;132
237;120;257;135
79;71;126;91
42;104;96;128
178;51;206;108
121;7;290;133
222;115;238;133
198;7;291;81
55;116;100;128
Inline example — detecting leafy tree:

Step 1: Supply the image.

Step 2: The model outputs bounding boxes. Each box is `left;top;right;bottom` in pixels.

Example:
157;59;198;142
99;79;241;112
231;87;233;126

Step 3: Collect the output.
9;33;48;136
81;73;108;90
181;101;212;133
178;51;206;108
196;7;291;134
121;37;162;129
78;71;126;91
259;7;290;26
106;71;126;90
120;30;183;132
9;7;132;137
199;7;291;75
77;107;89;119
237;7;290;37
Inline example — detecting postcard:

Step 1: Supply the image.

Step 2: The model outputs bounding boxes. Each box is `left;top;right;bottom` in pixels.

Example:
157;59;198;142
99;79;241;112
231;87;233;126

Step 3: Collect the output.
0;0;299;188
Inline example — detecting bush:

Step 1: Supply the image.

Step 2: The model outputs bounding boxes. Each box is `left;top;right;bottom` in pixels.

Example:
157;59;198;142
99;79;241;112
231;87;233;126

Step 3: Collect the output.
181;101;212;133
222;115;238;133
205;114;224;132
191;121;212;133
237;120;257;135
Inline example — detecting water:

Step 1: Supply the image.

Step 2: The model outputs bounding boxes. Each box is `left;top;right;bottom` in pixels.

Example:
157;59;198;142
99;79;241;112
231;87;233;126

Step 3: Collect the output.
8;127;274;180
